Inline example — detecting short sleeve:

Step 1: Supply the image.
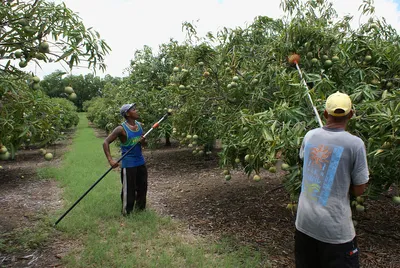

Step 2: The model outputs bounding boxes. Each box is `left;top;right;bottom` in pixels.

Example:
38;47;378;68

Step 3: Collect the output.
351;144;369;185
299;130;313;160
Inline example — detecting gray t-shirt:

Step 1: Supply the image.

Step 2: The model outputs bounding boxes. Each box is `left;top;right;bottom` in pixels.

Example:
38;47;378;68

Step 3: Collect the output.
295;127;369;244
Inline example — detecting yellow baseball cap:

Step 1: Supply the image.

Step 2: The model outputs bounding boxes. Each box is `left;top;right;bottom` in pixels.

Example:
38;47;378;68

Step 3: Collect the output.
325;91;352;117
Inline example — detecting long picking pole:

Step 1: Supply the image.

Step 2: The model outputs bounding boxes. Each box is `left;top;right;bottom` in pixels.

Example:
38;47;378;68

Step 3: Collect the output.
294;61;324;128
54;113;170;226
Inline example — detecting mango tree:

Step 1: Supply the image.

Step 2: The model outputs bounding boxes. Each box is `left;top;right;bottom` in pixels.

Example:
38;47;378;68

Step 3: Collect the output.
0;0;110;159
0;79;79;159
86;0;399;202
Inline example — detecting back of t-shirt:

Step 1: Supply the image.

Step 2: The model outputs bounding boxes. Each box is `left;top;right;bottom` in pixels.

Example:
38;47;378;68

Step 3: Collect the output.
295;127;369;244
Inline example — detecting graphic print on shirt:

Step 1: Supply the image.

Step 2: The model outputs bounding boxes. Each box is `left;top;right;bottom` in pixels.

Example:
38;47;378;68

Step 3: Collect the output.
302;143;344;206
121;121;142;147
123;135;141;147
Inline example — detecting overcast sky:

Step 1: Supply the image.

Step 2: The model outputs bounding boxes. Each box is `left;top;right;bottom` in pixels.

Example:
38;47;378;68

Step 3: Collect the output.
28;0;400;78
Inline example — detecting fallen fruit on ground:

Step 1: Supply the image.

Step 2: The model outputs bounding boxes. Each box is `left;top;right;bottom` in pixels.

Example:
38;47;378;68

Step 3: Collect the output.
44;153;53;161
0;152;10;160
269;166;277;173
393;196;400;204
253;174;261;182
225;175;231;181
356;204;365;212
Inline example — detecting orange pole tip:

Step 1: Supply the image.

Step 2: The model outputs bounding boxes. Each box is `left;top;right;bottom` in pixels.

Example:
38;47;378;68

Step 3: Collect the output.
152;123;159;129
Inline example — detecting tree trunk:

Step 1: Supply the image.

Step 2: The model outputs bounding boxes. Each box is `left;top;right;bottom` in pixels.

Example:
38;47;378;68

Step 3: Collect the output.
165;135;171;146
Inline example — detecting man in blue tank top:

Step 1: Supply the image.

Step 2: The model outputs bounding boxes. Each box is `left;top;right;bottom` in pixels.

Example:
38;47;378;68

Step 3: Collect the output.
295;92;369;268
103;103;148;216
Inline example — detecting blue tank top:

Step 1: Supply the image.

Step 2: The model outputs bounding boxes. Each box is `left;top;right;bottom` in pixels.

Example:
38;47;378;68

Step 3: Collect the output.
120;121;145;168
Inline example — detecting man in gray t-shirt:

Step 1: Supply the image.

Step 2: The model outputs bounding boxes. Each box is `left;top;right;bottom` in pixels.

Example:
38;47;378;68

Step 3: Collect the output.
295;91;369;268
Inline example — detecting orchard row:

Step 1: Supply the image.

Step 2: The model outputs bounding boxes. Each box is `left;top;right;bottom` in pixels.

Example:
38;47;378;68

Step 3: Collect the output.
86;0;399;202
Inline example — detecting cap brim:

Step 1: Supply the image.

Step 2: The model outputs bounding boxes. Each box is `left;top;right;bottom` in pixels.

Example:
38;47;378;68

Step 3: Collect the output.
128;103;136;111
123;103;136;115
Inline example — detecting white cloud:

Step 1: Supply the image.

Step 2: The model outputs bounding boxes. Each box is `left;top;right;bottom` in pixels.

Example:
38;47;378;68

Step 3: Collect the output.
19;0;400;78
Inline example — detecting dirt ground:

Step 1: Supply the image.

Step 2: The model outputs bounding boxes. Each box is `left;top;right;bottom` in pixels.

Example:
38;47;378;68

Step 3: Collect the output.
145;145;400;268
0;135;76;267
0;128;399;268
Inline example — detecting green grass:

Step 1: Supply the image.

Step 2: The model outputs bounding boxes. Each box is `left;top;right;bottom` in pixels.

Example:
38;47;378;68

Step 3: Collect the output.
37;113;269;268
0;217;53;253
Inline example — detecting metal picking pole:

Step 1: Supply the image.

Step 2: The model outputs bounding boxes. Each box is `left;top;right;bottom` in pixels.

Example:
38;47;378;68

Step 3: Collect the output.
295;62;323;128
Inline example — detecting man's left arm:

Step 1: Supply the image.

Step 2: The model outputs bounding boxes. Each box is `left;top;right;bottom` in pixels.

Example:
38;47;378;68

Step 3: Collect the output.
350;143;370;196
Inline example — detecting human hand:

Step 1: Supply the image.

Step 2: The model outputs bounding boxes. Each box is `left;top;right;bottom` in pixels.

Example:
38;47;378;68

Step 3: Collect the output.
140;136;146;144
109;159;119;169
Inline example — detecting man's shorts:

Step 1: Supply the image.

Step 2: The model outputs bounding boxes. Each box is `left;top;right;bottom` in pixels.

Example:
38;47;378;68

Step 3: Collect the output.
295;229;359;268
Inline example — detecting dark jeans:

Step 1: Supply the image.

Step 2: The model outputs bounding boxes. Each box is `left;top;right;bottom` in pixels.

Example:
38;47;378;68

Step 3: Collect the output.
295;229;360;268
120;165;148;215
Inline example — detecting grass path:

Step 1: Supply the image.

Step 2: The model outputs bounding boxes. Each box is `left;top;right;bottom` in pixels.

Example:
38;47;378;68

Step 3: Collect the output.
40;114;266;268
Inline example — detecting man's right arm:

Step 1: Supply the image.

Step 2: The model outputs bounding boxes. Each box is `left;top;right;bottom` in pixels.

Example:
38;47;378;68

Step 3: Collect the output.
103;126;122;168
